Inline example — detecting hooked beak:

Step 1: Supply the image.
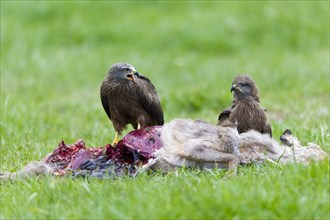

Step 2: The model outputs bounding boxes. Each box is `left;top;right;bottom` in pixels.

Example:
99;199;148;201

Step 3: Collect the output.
230;84;237;93
126;71;139;82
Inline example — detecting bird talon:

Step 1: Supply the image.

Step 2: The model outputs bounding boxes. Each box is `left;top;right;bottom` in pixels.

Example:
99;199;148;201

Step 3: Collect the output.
111;132;119;146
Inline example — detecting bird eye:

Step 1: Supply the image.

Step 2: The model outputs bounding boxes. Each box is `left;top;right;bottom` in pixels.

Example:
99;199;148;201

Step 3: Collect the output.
123;68;131;72
240;83;248;87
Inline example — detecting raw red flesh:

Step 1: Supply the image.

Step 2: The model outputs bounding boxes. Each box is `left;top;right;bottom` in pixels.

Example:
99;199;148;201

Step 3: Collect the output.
43;126;163;177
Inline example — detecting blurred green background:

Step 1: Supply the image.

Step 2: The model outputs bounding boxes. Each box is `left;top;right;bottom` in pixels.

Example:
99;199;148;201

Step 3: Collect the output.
1;0;329;162
1;1;329;219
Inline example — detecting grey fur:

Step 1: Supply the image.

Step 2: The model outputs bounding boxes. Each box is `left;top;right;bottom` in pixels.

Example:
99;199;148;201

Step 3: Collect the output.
143;119;240;173
144;119;328;173
239;129;328;165
0;161;53;182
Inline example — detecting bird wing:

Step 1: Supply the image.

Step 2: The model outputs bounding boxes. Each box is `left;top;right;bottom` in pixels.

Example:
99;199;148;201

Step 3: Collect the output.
260;104;272;136
136;75;164;125
217;106;232;125
263;122;272;137
100;87;112;120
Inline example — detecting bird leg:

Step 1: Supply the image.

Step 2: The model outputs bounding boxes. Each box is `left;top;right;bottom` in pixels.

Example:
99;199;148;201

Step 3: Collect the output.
112;132;119;145
136;115;145;130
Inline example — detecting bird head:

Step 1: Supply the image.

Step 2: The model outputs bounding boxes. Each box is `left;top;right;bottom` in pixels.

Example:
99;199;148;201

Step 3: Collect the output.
108;62;140;83
230;74;259;100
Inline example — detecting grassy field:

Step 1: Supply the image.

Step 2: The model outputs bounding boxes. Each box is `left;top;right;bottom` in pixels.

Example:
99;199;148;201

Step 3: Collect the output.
1;1;329;219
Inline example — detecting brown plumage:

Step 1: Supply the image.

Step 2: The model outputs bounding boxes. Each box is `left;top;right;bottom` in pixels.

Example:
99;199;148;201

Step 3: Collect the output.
100;63;164;142
217;74;272;136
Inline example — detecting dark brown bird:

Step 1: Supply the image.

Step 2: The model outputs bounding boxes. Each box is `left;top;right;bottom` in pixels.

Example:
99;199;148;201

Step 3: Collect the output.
100;62;164;143
217;74;272;136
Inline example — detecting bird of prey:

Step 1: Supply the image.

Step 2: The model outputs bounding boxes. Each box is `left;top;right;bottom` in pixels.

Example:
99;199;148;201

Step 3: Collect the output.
217;74;272;136
100;62;164;144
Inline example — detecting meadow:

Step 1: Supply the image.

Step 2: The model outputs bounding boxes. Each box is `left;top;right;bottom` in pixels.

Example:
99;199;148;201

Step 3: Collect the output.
1;1;329;219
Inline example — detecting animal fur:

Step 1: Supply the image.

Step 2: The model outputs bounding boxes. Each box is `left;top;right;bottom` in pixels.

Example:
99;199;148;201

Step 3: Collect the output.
143;119;240;173
144;119;328;173
0;161;53;182
239;129;328;165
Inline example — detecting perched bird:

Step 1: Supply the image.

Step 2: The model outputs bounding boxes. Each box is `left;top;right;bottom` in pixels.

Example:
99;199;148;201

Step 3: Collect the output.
100;62;164;144
217;74;272;136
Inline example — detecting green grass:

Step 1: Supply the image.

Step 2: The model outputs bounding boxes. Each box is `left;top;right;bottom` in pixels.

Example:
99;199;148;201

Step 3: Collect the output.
1;162;329;219
1;1;329;219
